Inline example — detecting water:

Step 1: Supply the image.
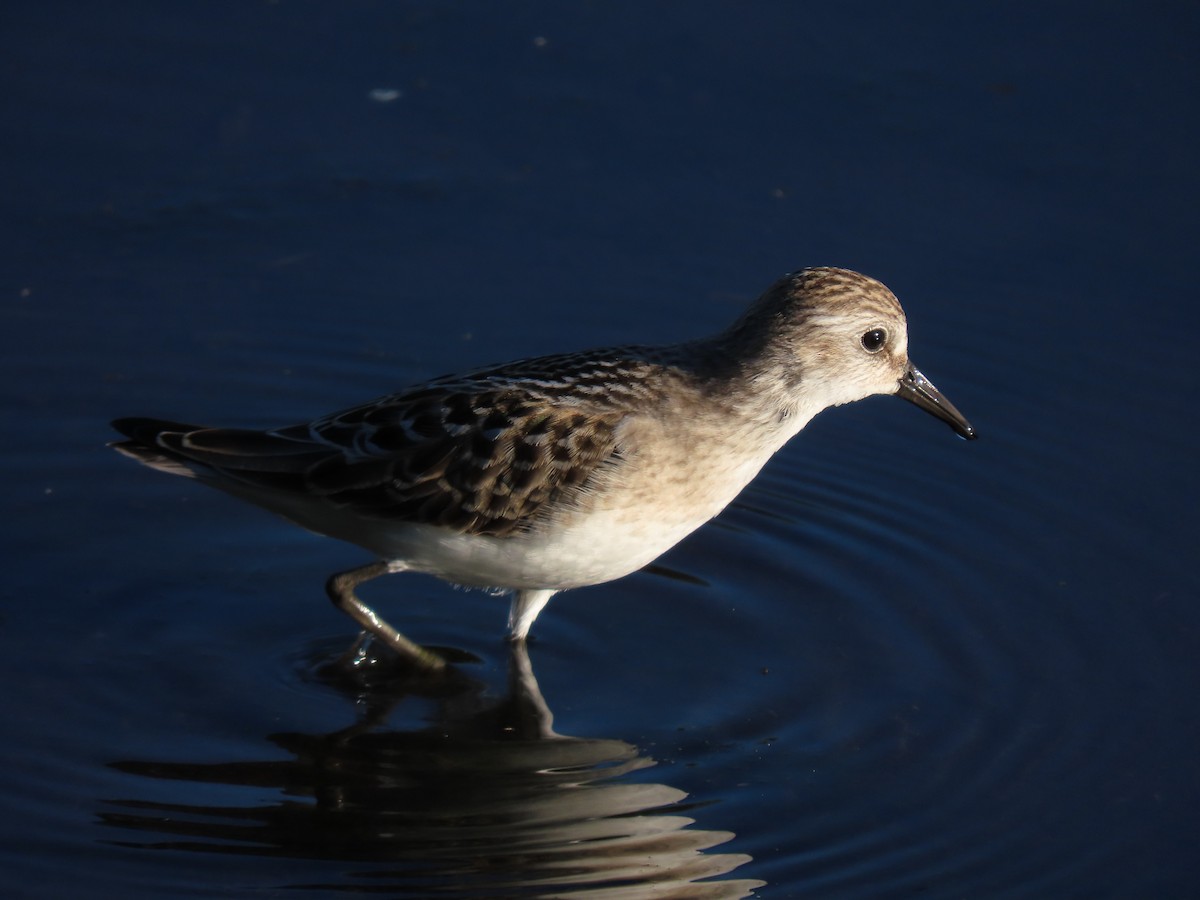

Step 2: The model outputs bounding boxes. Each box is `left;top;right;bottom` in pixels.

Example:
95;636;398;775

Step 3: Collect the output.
3;2;1198;897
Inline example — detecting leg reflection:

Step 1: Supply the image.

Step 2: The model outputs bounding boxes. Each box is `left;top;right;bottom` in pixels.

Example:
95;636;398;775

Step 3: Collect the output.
102;640;765;897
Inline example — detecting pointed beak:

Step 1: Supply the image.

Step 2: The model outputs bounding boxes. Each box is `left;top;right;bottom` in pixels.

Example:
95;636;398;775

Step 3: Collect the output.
896;366;977;440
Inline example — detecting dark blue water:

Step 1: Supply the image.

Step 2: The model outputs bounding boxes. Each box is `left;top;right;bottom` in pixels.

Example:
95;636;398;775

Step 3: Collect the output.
3;2;1198;896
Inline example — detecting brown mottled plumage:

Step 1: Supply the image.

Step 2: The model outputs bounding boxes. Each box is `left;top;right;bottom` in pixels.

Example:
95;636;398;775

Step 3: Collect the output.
112;267;976;671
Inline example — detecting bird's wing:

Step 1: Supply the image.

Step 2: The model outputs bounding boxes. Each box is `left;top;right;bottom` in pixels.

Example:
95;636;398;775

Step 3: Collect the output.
112;374;631;538
300;379;628;536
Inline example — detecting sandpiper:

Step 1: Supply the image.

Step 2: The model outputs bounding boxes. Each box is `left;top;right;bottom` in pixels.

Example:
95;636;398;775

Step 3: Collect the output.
112;267;976;671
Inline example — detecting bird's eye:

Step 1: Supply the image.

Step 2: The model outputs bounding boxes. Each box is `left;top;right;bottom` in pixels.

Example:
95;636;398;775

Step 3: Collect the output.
861;328;887;353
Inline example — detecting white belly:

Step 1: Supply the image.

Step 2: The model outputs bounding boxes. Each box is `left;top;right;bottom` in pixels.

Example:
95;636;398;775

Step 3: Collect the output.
360;424;785;589
238;405;804;592
365;507;709;590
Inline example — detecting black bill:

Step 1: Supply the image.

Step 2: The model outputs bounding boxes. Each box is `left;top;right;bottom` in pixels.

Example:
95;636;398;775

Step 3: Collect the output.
896;366;977;440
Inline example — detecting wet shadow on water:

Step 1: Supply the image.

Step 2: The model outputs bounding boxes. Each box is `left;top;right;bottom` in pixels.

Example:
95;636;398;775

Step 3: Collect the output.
99;642;764;898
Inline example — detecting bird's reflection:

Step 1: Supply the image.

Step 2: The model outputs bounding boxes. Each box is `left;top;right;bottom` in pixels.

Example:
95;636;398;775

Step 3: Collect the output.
101;641;764;898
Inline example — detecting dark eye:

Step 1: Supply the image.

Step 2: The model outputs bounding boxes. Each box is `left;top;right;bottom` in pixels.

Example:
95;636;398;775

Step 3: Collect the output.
861;328;887;353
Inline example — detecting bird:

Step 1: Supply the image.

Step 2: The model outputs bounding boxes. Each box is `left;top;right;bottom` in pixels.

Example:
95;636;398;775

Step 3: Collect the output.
111;267;976;672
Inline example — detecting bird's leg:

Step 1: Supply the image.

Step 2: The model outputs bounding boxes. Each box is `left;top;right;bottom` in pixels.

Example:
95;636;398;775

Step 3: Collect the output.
506;638;558;739
326;561;446;673
507;588;557;642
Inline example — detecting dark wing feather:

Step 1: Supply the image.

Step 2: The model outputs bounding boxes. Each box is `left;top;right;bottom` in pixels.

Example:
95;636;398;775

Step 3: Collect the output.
112;346;689;537
304;383;626;536
112;382;630;537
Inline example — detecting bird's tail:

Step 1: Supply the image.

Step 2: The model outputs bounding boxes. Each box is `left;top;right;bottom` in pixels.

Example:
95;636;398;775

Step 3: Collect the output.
109;417;207;479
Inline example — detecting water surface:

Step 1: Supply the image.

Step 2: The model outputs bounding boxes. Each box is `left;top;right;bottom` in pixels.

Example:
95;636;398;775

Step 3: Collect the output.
2;2;1197;897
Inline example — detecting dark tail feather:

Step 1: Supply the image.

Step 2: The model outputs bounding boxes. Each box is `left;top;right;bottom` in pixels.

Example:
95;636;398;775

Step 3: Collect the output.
111;416;204;443
160;427;333;472
109;416;337;489
109;417;208;478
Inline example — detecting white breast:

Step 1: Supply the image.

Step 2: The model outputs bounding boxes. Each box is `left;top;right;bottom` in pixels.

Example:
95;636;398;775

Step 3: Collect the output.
249;401;812;592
